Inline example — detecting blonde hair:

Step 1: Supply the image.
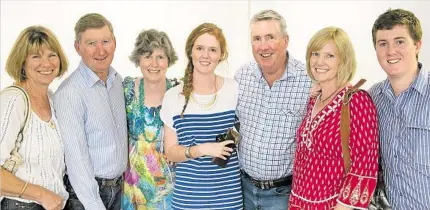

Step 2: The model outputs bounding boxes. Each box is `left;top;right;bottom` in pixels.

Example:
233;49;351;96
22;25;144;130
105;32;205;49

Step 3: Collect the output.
6;25;68;83
180;23;228;117
306;27;356;87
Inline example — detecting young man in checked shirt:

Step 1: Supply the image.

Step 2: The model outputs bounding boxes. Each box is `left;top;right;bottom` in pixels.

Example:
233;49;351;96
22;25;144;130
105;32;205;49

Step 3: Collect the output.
234;9;312;209
369;9;430;210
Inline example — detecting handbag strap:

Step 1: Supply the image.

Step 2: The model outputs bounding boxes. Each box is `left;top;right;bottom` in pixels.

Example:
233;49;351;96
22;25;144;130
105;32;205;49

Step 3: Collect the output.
340;79;366;173
1;85;31;173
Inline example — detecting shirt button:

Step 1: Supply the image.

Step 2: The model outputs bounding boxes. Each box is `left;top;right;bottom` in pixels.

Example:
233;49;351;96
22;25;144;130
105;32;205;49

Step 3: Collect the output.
396;174;400;177
394;155;397;158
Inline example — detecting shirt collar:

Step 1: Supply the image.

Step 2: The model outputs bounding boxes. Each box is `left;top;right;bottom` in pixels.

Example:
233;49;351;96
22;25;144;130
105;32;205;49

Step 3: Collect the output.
252;51;296;80
380;62;427;96
78;60;117;88
410;62;427;96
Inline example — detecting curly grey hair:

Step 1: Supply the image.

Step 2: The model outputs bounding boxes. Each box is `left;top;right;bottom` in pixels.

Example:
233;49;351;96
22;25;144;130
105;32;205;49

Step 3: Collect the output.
129;29;178;67
251;9;287;36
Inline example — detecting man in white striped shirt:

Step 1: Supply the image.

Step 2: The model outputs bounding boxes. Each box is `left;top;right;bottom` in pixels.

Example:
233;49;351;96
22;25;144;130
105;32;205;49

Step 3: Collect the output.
369;8;429;210
54;13;127;210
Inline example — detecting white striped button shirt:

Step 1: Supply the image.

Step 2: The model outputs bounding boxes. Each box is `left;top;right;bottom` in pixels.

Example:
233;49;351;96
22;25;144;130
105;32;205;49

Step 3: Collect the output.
235;52;312;180
54;61;128;210
369;63;430;210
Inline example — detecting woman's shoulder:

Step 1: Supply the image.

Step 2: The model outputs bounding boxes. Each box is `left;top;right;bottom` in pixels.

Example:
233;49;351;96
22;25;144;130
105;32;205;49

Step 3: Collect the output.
123;77;141;104
123;76;138;87
219;77;238;94
1;86;28;106
164;82;184;99
348;88;373;102
0;86;29;118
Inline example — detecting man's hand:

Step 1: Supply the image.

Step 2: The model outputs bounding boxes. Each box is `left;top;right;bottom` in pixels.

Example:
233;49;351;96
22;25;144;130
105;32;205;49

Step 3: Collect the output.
310;83;322;98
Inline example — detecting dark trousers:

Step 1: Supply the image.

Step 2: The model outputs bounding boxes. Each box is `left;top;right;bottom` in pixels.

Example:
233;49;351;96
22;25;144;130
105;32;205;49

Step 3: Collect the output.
64;175;122;210
1;198;44;210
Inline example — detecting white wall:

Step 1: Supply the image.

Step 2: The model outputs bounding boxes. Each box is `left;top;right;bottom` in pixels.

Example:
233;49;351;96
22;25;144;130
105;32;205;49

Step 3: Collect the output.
1;1;429;91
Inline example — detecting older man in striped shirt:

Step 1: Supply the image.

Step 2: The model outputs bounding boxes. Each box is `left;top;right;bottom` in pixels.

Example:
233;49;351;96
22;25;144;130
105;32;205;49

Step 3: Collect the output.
54;13;127;210
369;9;429;210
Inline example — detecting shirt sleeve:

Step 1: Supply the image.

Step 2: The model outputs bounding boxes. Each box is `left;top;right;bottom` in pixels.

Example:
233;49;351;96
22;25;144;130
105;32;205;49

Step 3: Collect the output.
54;87;106;210
160;89;175;130
337;90;379;209
0;90;27;165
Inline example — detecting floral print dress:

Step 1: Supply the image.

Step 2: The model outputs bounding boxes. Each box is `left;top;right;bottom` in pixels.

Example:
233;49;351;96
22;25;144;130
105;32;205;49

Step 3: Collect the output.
122;76;179;210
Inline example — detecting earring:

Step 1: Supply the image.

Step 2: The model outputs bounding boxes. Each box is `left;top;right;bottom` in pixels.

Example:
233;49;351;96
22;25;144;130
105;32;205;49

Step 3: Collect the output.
21;69;27;80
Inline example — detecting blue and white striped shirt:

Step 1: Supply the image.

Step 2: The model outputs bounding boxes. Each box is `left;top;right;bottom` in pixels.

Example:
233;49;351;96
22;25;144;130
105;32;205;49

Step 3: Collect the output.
160;78;243;210
369;62;430;210
54;61;127;210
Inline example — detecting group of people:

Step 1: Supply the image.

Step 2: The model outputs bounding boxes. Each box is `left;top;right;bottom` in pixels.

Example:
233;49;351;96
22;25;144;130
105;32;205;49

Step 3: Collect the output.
0;7;428;210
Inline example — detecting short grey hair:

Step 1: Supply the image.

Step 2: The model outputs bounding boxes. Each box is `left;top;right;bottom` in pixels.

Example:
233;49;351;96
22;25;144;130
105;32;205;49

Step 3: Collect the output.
129;29;178;67
251;9;287;35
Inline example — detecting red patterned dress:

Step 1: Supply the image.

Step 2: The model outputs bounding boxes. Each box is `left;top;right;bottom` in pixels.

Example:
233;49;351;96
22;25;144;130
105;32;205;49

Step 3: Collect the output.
289;87;379;210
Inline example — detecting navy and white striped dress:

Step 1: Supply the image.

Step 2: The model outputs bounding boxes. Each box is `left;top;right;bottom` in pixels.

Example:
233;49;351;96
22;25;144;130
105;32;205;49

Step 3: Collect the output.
160;78;243;210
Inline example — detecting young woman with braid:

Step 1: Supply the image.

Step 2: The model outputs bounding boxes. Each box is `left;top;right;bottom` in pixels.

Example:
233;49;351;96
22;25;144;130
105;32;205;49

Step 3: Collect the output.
160;23;243;209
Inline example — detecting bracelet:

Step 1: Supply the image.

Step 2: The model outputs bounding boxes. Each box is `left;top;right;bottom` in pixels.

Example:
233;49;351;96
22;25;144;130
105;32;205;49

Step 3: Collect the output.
19;182;28;198
185;146;194;159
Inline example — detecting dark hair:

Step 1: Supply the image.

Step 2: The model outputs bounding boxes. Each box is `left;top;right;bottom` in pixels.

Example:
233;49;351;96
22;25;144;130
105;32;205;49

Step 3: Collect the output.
372;8;422;48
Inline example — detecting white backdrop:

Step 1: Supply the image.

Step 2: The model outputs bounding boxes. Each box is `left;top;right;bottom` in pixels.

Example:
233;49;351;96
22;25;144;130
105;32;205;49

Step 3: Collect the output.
1;1;429;90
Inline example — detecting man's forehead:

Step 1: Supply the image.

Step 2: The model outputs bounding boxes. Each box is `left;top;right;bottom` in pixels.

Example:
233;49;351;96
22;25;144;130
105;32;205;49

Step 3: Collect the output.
376;25;410;40
80;26;113;40
250;21;281;36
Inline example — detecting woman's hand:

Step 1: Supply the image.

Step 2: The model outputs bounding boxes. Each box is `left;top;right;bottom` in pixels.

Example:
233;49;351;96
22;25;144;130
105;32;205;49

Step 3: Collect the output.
196;140;235;159
34;185;64;210
333;203;353;210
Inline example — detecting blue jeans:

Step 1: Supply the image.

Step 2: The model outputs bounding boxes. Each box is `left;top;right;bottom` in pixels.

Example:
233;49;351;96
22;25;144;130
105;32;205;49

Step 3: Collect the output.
1;198;44;210
241;173;291;210
64;175;122;210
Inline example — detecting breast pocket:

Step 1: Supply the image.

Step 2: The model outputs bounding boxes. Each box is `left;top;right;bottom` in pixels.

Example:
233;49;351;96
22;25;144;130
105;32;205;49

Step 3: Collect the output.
275;106;306;139
404;124;430;175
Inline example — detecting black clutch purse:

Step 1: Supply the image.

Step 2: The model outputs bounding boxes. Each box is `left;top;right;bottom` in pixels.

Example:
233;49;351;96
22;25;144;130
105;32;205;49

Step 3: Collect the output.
212;123;240;168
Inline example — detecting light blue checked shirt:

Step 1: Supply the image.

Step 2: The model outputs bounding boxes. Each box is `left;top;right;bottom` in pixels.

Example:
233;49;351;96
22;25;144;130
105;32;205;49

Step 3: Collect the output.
235;52;312;180
54;61;127;210
369;62;430;210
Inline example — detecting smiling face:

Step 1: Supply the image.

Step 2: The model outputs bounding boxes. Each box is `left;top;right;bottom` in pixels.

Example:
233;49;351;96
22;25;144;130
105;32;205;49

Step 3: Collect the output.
309;40;340;86
139;48;168;83
191;33;222;75
250;20;288;76
23;47;60;87
375;24;421;79
75;25;116;74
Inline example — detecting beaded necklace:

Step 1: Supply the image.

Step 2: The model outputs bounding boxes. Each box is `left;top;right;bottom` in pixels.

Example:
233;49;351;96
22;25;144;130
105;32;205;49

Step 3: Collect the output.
137;78;174;143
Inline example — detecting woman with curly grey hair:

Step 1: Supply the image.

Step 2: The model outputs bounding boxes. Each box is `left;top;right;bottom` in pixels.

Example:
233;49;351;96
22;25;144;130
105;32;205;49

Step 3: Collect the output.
122;29;179;210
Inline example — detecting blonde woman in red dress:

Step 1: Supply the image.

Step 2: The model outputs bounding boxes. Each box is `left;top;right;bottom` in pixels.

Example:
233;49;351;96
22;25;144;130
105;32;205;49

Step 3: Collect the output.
288;27;379;210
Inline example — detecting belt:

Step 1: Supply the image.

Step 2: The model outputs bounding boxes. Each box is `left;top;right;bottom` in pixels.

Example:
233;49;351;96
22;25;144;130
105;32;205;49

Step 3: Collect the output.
243;171;292;190
95;176;122;187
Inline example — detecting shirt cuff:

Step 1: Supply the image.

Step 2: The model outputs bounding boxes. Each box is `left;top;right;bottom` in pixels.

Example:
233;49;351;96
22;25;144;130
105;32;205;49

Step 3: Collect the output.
337;173;377;208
